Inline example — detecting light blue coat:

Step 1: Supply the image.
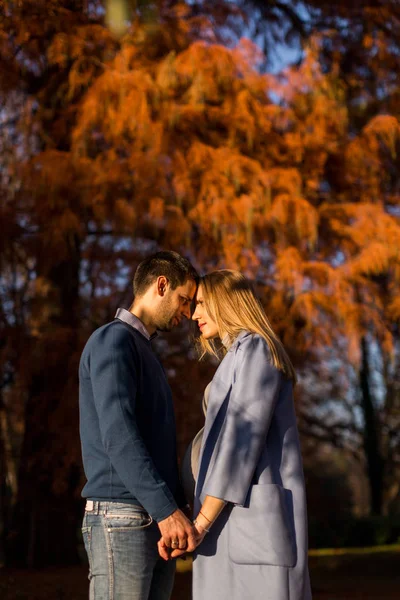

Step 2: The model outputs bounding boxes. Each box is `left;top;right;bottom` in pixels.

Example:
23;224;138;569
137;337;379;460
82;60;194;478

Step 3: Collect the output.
193;331;312;600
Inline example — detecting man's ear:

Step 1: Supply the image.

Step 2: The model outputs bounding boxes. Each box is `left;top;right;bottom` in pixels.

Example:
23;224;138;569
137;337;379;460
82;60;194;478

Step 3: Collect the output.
157;276;169;296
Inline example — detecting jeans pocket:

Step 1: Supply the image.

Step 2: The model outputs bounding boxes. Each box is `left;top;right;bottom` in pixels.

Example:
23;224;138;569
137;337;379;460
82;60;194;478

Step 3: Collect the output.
81;526;93;578
104;509;153;531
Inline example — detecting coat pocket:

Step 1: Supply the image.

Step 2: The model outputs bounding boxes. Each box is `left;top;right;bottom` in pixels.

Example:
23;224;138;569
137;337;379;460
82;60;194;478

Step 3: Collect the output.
228;483;296;567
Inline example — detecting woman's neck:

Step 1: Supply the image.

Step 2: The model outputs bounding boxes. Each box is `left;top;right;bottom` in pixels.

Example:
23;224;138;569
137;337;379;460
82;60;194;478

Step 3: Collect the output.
221;332;231;349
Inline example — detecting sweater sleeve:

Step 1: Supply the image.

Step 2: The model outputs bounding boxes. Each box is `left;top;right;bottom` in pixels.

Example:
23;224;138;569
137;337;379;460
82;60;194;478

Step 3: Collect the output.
88;324;178;522
202;335;282;505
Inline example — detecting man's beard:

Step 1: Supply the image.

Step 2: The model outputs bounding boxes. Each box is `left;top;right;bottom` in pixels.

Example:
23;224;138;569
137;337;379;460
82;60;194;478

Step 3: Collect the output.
155;298;176;332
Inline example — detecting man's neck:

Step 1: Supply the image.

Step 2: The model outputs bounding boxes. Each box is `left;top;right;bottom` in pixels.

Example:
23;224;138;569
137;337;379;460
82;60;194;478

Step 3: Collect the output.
129;305;156;336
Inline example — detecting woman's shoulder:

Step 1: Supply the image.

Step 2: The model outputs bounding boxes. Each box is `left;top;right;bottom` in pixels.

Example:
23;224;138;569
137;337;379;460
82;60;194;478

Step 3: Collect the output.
235;332;280;375
222;332;271;368
234;331;271;355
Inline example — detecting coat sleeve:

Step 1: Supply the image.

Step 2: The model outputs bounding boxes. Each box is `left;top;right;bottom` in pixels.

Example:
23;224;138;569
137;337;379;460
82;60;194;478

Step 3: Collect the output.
88;325;178;522
201;335;282;505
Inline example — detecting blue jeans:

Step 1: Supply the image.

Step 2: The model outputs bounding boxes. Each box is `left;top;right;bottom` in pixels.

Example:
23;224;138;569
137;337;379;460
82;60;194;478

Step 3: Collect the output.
81;501;175;600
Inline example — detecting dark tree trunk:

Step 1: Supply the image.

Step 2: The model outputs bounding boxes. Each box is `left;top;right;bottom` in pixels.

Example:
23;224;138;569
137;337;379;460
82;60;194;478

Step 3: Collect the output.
0;394;7;567
360;336;384;516
8;367;84;567
7;235;84;567
0;374;17;568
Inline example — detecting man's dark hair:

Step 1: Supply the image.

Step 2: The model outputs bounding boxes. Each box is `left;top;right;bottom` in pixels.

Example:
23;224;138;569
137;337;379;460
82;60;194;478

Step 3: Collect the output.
133;251;199;298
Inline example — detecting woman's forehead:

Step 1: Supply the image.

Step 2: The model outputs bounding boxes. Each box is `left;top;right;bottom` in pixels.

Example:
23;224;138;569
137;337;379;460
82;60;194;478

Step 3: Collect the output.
196;284;204;299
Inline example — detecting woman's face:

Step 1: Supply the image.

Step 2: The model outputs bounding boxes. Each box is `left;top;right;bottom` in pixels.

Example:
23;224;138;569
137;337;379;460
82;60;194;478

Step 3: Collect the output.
192;284;219;339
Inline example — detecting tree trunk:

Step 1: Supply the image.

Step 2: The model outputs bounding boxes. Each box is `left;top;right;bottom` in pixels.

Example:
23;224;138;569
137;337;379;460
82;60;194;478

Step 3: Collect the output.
0;395;6;567
360;336;384;516
7;235;84;567
0;392;19;567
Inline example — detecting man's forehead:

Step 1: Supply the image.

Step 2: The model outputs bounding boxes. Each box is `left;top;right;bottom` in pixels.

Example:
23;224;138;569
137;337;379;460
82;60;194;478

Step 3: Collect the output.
178;279;197;300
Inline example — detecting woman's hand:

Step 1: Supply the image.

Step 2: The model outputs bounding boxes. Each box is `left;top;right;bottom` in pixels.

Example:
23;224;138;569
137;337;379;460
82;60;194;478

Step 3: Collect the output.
193;520;207;545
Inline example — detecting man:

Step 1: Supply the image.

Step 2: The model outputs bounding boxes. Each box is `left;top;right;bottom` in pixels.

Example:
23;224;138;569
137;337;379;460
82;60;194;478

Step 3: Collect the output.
79;251;198;600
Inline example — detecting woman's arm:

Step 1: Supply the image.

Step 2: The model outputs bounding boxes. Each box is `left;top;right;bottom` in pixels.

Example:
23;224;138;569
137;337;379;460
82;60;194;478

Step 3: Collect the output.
200;335;282;507
193;495;227;537
169;336;282;558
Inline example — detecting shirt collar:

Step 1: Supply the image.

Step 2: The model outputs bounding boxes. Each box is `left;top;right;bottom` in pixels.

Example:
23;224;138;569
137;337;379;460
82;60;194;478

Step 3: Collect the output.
221;333;232;350
225;330;251;352
114;308;157;341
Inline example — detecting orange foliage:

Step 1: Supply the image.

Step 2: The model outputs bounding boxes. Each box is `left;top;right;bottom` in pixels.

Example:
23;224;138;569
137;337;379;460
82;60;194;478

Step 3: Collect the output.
2;4;400;369
2;0;400;563
55;25;399;367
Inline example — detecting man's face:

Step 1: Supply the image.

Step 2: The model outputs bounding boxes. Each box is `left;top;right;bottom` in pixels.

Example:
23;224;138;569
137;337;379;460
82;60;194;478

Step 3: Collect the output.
156;278;197;332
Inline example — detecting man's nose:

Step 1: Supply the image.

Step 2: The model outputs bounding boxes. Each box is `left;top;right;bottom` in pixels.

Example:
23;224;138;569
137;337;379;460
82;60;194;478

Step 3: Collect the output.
182;305;191;320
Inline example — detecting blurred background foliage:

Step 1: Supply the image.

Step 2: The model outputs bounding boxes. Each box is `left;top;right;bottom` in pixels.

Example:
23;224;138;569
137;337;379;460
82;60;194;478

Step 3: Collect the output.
0;0;399;567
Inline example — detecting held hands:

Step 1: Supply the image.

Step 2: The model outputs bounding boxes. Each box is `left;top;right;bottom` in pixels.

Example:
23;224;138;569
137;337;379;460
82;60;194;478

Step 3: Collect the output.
157;508;197;561
157;512;207;561
158;500;221;560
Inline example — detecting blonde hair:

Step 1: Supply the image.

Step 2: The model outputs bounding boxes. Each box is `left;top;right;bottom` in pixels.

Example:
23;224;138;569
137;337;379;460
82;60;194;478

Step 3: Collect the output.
196;270;296;383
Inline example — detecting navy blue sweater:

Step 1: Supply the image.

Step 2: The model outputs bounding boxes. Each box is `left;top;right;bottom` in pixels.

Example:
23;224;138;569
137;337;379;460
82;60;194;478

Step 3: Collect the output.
79;317;184;522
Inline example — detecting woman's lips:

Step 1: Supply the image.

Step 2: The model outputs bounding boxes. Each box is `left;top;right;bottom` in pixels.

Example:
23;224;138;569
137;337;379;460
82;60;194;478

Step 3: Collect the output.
199;323;206;330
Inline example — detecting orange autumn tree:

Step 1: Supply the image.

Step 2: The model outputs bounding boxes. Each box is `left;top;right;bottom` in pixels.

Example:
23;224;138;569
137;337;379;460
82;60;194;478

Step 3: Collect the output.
71;31;399;346
270;43;400;515
0;1;222;567
280;0;400;516
315;116;400;515
1;0;255;567
70;31;400;513
0;0;122;567
1;0;399;567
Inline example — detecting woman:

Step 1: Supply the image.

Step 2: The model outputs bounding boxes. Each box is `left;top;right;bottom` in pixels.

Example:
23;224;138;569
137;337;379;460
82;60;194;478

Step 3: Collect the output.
187;270;312;600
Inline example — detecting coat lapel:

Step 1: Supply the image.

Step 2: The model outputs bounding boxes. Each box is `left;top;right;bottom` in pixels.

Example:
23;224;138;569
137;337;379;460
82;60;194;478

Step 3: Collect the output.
195;330;252;500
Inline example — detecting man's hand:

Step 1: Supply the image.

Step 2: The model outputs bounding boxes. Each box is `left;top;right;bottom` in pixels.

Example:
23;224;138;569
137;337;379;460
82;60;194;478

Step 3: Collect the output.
157;519;207;560
157;508;196;561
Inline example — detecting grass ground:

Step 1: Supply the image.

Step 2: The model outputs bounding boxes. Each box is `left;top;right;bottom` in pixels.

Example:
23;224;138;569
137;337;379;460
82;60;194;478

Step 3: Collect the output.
0;547;399;599
309;548;400;599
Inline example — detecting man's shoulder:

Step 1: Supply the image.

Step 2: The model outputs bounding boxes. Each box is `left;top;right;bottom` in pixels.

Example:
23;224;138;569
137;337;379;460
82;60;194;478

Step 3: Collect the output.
83;319;137;351
80;320;141;375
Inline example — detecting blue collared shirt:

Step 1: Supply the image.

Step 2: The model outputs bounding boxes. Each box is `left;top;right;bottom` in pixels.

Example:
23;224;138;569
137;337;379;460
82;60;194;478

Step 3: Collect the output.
114;308;157;341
